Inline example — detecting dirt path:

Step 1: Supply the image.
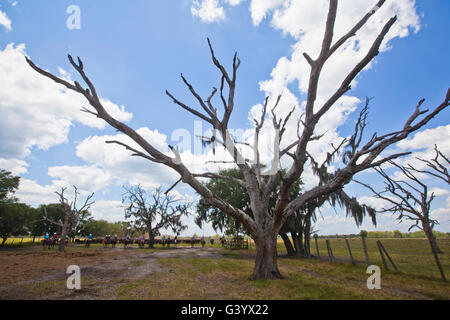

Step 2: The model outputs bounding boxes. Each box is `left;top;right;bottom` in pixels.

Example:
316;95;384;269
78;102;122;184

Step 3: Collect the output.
0;246;224;300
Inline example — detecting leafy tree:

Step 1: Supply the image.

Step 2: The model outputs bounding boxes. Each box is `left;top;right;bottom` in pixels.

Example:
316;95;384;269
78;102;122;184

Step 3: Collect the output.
0;169;20;202
197;168;374;256
196;168;302;249
0;202;32;247
393;230;402;238
84;219;117;237
0;170;34;246
31;204;65;237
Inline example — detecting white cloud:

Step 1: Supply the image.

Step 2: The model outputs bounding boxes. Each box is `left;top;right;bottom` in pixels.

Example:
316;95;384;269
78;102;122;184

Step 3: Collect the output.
358;195;393;212
385;125;450;181
0;43;132;160
191;0;226;23
14;165;110;206
0;158;28;175
396;125;450;164
224;0;244;6
47;165;112;194
430;196;450;231
75;128;179;190
313;210;403;235
90;200;125;222
256;0;420;102
15;178;62;207
430;188;450;197
0;9;12;31
250;0;284;26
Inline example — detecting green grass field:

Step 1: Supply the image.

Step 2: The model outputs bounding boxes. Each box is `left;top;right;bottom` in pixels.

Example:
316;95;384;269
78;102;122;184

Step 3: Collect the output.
275;238;450;280
113;251;450;300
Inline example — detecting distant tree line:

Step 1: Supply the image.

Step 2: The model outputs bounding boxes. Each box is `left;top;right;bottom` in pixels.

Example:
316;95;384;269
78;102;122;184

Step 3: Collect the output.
0;169;139;246
316;230;450;239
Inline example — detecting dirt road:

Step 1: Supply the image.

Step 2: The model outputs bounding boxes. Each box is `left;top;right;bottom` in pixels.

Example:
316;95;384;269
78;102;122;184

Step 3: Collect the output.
0;246;223;300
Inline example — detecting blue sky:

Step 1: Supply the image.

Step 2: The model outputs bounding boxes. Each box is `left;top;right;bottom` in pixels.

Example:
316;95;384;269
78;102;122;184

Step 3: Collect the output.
0;0;449;236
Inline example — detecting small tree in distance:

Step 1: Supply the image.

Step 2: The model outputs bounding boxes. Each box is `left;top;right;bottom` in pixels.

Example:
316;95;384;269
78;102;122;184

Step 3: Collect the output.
122;185;191;247
26;0;450;279
43;186;94;252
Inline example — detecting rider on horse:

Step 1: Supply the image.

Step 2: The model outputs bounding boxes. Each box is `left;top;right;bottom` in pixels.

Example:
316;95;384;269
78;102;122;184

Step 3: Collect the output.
112;234;118;248
86;234;93;248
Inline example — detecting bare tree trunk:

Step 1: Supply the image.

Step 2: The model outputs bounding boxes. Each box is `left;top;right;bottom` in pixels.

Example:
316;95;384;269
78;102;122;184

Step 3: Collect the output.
280;233;295;256
253;234;282;280
148;227;155;248
422;221;442;254
59;225;68;252
292;234;304;256
304;218;312;257
59;211;71;252
423;221;446;281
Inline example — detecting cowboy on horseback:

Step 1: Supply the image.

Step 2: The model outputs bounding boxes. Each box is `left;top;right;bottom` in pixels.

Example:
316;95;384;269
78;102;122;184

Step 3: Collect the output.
43;233;51;249
104;235;111;248
138;235;145;249
112;234;118;248
124;235;131;248
85;234;93;248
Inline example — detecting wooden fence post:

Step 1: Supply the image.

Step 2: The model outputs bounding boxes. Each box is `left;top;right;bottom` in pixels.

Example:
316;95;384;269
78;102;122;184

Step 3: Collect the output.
379;241;399;272
376;240;389;270
314;235;320;259
361;234;370;266
326;240;335;263
345;238;355;265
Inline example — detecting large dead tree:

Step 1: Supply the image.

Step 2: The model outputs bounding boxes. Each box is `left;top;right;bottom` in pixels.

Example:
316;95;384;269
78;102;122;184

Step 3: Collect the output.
43;187;94;252
26;0;449;279
122;185;190;247
355;162;447;281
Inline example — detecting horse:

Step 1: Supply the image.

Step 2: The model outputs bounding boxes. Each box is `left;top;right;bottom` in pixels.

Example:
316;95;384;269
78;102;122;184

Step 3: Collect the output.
123;238;132;249
42;238;55;250
111;238;118;248
103;236;112;248
137;239;145;249
85;238;92;248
